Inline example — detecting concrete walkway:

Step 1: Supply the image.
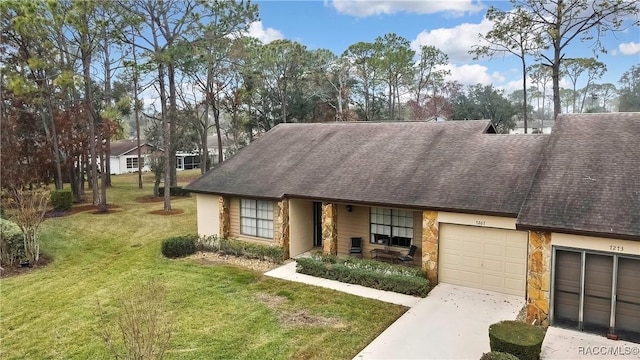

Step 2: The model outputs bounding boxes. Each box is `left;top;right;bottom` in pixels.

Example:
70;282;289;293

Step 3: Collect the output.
542;327;640;359
264;261;420;307
354;283;524;359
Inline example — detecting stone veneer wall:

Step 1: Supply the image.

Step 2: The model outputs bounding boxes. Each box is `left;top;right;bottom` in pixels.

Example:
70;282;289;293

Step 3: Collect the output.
273;200;290;259
219;196;231;238
321;203;338;255
526;231;552;326
421;210;439;285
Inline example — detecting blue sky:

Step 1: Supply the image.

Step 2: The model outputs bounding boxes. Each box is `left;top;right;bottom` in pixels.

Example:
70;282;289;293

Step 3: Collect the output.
248;0;640;95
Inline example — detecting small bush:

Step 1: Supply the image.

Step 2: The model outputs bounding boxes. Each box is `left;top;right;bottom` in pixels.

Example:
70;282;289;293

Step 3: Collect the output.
489;320;546;360
158;186;190;197
480;351;519;360
50;190;73;211
196;235;285;264
296;256;430;297
161;234;198;258
0;218;25;265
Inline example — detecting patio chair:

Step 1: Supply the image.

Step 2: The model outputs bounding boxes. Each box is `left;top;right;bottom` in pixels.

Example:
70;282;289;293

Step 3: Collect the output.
397;245;417;264
349;237;363;258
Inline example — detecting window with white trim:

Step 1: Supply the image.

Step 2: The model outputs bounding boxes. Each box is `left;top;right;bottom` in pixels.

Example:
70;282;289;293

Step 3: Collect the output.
240;199;273;239
126;157;140;169
370;207;413;247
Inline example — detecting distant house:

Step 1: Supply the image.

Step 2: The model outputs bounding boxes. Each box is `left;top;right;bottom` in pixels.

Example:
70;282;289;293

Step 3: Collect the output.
109;140;157;175
510;119;555;134
186;114;640;342
175;135;233;171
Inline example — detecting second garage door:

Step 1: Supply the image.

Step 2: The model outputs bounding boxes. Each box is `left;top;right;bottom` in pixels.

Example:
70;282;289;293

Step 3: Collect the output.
439;224;528;296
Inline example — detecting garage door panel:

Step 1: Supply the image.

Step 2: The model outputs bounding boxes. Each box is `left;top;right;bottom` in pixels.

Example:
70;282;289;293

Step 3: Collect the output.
439;224;527;297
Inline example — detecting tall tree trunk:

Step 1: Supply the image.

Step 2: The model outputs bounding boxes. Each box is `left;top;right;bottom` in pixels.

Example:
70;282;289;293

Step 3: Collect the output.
552;2;562;120
168;62;178;187
132;28;143;189
158;61;171;211
80;22;100;206
103;27;113;186
522;58;528;134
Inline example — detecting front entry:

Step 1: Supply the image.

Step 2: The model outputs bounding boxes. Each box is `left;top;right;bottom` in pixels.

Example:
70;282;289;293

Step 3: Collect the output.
313;202;322;247
552;248;640;342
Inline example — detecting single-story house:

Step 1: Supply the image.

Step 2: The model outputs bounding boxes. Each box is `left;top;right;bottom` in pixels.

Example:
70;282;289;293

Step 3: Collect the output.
185;113;640;341
175;135;233;171
109;140;157;175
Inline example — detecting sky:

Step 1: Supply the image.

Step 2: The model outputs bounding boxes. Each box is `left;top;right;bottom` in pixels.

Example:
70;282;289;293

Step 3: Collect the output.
246;0;640;95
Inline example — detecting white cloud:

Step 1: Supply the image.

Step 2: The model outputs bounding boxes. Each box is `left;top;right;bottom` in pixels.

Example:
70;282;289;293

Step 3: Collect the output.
246;21;283;44
411;18;494;63
619;42;640;55
330;0;483;17
442;64;502;86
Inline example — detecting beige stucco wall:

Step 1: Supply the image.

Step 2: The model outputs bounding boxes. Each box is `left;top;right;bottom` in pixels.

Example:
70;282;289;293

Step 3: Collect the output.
289;199;314;257
229;197;275;244
196;194;220;237
438;211;517;230
552;232;640;256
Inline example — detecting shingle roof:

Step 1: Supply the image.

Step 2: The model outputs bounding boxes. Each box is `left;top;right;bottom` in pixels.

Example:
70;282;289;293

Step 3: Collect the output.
186;120;549;216
110;140;142;157
517;113;640;239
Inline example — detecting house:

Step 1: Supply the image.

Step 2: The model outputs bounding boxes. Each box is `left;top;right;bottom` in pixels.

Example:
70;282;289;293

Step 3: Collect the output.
175;135;232;171
185;114;640;341
109;140;157;175
510;119;555;134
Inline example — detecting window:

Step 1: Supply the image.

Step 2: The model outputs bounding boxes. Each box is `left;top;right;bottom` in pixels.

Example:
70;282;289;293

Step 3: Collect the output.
240;199;273;239
370;207;413;247
126;157;140;169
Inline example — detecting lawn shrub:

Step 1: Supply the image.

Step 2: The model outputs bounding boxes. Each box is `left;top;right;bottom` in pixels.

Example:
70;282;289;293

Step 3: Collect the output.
489;320;546;360
96;280;174;360
196;235;285;264
480;351;519;360
161;234;198;258
296;256;430;297
158;186;190;197
0;218;25;265
50;190;73;211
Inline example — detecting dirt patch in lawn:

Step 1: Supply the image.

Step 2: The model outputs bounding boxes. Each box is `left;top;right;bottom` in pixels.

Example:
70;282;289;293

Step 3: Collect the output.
255;292;289;308
281;310;344;329
0;254;53;279
147;209;184;216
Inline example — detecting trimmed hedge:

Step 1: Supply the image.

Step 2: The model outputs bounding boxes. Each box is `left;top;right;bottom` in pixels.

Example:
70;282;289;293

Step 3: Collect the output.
161;234;198;258
0;218;25;265
480;351;519;360
489;320;546;360
51;190;73;211
158;186;190;197
197;235;285;264
296;256;430;297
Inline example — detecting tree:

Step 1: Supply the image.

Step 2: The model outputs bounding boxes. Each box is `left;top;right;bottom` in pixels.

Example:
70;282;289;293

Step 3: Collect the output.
452;84;518;133
587;83;616;112
342;41;381;121
374;33;414;120
528;63;552;119
412;45;449;119
512;0;639;119
561;57;606;112
618;65;640;112
3;187;50;263
471;7;543;133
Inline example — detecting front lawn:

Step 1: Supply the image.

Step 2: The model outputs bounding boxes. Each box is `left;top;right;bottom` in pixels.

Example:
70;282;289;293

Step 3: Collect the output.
0;171;406;359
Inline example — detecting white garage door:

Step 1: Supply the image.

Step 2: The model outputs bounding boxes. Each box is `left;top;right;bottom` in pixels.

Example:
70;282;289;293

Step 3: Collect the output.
439;224;528;296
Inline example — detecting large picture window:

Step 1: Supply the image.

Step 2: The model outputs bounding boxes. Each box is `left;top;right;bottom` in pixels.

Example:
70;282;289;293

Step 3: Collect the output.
126;157;140;169
370;207;413;248
240;199;273;239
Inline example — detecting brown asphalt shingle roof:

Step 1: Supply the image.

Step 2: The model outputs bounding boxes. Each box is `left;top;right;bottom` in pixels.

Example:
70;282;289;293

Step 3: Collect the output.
110;140;143;156
517;113;640;240
186;120;549;217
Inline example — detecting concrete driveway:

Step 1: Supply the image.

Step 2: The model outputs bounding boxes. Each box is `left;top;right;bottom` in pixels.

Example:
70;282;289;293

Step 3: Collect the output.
354;283;525;360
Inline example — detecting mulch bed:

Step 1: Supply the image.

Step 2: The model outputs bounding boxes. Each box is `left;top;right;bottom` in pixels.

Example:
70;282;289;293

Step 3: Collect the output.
0;254;53;279
46;204;122;218
148;209;184;216
135;195;190;203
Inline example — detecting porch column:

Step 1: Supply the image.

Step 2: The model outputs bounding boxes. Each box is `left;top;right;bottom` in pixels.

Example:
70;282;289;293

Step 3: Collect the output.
527;231;552;326
321;202;338;255
219;196;231;238
274;199;290;259
421;210;439;286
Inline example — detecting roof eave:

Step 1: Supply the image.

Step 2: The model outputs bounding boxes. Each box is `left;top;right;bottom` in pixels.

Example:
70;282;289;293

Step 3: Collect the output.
515;223;640;242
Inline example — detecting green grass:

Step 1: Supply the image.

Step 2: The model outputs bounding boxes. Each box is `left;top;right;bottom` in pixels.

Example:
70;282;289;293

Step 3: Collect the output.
0;171;406;359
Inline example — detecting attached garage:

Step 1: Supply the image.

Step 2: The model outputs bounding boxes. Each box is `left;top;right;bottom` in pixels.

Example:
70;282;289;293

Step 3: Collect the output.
438;224;528;296
552;248;640;341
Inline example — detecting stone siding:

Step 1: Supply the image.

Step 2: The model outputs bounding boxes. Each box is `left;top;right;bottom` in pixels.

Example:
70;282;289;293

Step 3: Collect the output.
421;210;439;285
219;196;231;238
321;203;338;255
274;200;290;259
526;231;552;325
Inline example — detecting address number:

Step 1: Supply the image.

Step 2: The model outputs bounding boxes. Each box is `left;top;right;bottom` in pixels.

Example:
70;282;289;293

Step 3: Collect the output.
609;245;624;252
475;220;486;226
